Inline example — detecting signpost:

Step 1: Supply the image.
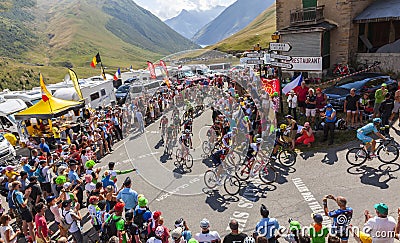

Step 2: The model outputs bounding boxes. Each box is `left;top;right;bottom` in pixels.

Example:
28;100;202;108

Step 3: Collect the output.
270;61;293;69
269;42;292;52
270;53;292;61
247;59;265;65
246;53;264;58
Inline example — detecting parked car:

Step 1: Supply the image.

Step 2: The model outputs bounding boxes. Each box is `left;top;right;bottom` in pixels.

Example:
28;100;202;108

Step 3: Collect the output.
115;84;130;105
323;73;398;110
0;133;16;163
124;77;137;85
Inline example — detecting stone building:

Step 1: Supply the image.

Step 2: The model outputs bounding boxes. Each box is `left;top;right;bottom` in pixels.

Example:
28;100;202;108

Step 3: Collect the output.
275;0;400;74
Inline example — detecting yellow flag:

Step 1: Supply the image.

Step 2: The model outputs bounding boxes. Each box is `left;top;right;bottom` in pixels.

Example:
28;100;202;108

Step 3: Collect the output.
68;69;83;100
40;73;51;101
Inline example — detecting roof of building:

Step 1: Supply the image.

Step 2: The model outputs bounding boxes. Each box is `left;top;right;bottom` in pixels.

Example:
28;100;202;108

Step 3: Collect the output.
354;0;400;23
279;21;337;34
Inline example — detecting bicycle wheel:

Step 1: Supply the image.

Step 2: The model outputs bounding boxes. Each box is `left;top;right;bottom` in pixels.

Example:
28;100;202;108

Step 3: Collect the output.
235;161;250;181
259;165;277;184
226;151;241;167
184;154;194;169
377;144;399;163
175;149;182;162
204;170;218;189
278;150;296;167
202;141;211;155
224;176;241;195
346;147;367;166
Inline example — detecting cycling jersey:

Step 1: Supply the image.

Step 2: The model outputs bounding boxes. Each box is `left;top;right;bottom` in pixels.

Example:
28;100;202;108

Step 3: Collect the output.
246;143;258;158
357;123;378;136
179;134;191;147
222;132;233;148
160;118;168;128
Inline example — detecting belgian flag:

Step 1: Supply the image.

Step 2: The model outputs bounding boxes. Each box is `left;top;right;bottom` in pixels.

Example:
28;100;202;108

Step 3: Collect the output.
90;52;101;68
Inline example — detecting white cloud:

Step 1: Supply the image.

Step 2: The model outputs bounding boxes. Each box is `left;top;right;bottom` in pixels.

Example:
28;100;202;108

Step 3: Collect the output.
133;0;236;20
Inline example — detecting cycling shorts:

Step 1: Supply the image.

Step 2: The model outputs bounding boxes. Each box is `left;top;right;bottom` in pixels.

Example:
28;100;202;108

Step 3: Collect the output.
357;132;373;144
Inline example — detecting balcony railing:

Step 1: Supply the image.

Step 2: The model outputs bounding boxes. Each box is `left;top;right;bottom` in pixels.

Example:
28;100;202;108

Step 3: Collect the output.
290;6;325;26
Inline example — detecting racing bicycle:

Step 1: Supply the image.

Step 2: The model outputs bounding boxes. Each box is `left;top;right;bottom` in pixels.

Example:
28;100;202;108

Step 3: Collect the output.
235;156;278;184
271;142;297;167
175;147;194;170
346;137;399;166
204;161;241;195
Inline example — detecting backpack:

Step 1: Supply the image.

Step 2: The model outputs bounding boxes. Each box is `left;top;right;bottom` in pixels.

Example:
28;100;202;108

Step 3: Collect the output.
60;210;72;230
133;209;146;228
101;215;124;242
34;166;46;183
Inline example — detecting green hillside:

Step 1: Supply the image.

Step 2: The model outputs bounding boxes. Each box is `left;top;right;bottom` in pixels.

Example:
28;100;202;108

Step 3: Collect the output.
0;0;199;90
210;3;276;53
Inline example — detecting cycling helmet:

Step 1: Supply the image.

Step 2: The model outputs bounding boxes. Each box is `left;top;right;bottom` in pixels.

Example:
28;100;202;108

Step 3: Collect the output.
373;118;381;124
243;237;255;243
174;218;184;228
256;138;263;144
85;160;96;169
280;124;287;130
285;115;293;119
155;226;164;237
260;204;269;217
185;129;190;133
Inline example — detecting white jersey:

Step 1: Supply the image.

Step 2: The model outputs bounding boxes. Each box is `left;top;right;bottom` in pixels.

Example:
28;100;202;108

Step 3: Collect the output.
194;231;221;243
147;237;163;243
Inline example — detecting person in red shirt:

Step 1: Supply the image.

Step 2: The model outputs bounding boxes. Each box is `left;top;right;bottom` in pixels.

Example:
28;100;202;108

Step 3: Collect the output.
295;81;309;116
35;202;50;243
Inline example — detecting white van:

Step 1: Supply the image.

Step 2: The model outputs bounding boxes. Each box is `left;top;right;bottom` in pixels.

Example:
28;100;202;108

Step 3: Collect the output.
0;97;28;136
129;80;163;99
0;90;42;107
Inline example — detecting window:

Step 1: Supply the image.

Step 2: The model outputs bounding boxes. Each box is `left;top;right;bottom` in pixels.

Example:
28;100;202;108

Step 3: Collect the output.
90;92;100;101
100;89;106;96
131;86;143;93
366;78;387;89
302;0;317;8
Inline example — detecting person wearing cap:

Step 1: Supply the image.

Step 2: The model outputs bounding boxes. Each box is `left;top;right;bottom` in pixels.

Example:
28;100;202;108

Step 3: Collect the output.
61;199;83;242
223;219;247;243
254;204;280;242
171;227;186;243
174;218;192;242
125;211;140;243
364;203;396;242
323;195;353;242
283;220;303;242
374;83;388;118
104;202;127;243
194;218;221;243
322;104;336;145
309;213;329;243
287;90;298;121
117;177;138;212
379;93;394;135
296;122;314;147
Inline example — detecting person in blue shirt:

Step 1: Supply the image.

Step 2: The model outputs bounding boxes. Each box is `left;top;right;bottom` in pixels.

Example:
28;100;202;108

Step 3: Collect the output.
322;104;337;145
116;177;138;212
21;157;35;178
39;138;51;155
68;160;84;206
101;171;116;191
356;118;386;157
323;195;353;243
253;204;280;243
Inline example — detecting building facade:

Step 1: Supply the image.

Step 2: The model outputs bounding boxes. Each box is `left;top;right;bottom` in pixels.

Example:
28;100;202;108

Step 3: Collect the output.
276;0;400;74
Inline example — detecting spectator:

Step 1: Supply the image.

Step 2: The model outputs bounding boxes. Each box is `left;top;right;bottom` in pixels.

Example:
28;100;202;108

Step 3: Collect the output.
116;177;138;212
171;227;186;243
174;218;192;242
323;195;353;243
285;115;298;150
379;93;394;135
374;83;388;118
358;92;371;125
296;122;314;147
364;203;396;243
62;199;83;243
0;214;20;243
39;138;51;157
254;204;280;243
390;90;400;126
344;88;359;129
11;181;35;241
309;213;329;243
223;219;247;243
322;104;336;145
194;218;221;243
158;216;170;243
125;211;140;243
315;88;328;114
305;88;317;123
147;226;164;243
287;90;298;120
296;81;309;116
35;202;50;243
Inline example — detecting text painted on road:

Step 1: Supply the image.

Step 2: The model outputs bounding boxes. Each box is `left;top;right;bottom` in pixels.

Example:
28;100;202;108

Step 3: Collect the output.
292;178;330;226
155;177;201;202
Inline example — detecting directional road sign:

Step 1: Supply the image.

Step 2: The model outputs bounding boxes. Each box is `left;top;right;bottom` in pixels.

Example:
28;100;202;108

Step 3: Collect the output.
246;52;264;58
270;53;292;61
269;42;292;52
247;59;265;65
270;61;293;69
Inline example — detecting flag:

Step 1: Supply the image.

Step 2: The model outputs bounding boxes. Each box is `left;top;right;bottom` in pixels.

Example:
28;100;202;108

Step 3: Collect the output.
101;64;107;80
90;52;101;68
129;65;134;72
39;73;50;102
113;68;121;81
159;60;169;76
282;74;303;95
68;69;83;100
261;78;280;95
147;61;156;79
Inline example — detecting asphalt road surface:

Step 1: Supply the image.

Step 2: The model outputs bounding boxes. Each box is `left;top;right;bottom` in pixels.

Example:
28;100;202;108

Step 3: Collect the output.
8;108;400;243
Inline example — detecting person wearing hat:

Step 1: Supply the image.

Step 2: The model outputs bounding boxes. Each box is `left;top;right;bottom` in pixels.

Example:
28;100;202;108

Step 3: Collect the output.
254;204;280;242
287;90;298;121
309;213;329;243
104;202;127;242
322;104;336;145
283;220;304;242
223;219;247;243
174;218;192;242
374;83;388;118
61;199;83;242
194;218;221;243
133;197;152;233
171;227;186;243
364;203;396;242
117;177;138;212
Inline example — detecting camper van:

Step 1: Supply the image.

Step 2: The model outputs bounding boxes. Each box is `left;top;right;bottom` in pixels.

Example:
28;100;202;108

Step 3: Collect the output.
0;90;42;107
0;97;28;136
129;80;164;99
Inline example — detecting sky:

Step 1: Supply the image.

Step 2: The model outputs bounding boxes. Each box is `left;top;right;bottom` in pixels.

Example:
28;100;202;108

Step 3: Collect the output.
133;0;236;21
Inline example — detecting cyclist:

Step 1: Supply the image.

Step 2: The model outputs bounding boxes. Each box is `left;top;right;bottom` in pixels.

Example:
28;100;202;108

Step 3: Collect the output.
240;138;266;177
270;124;291;160
173;115;181;137
211;147;230;185
179;130;192;159
182;118;193;133
159;115;168;141
165;125;174;148
172;106;180;120
356;118;386;158
222;131;233;151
